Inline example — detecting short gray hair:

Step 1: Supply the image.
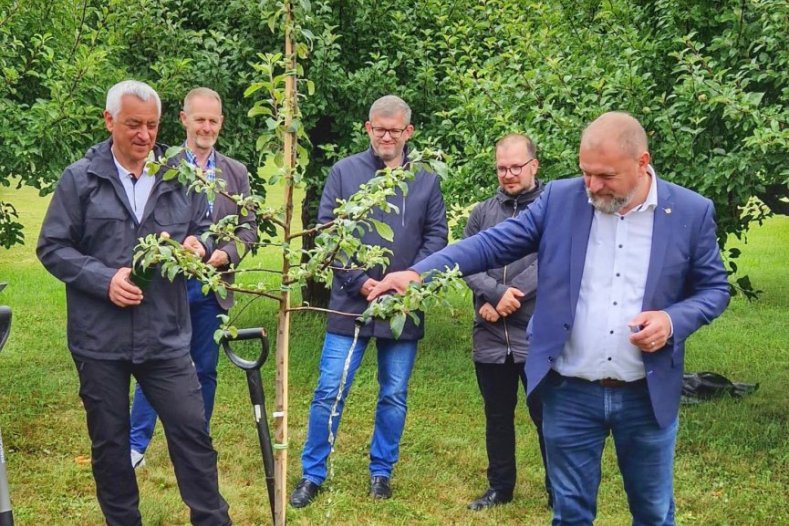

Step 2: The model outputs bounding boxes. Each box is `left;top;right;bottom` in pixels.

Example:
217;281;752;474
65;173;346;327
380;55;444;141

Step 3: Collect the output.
369;95;412;125
105;80;161;119
183;87;223;114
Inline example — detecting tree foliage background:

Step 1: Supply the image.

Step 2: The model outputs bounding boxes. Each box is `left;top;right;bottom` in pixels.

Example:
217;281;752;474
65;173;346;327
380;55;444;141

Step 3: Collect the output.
1;0;786;292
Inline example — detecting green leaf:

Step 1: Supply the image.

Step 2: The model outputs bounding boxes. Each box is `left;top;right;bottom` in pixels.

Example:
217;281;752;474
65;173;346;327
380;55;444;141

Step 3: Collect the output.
369;218;394;241
390;312;406;339
165;146;182;158
286;119;302;133
213;328;225;344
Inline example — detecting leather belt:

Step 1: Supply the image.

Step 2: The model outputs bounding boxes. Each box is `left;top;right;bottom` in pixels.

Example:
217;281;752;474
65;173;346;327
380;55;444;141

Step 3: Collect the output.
598;378;634;388
550;369;645;388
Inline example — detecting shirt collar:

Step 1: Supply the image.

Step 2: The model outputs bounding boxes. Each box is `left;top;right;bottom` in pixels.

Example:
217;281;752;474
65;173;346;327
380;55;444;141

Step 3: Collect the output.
184;144;216;170
111;153;151;180
631;165;658;214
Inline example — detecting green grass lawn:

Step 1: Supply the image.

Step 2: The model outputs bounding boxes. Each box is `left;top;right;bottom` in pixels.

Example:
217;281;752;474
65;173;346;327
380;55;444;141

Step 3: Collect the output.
0;183;786;525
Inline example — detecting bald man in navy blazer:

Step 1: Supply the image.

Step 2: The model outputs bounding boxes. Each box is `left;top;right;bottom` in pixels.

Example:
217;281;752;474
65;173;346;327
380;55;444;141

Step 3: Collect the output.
371;112;730;525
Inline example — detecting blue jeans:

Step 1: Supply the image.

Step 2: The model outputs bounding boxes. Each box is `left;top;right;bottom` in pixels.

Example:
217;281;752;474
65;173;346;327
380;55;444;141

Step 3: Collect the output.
129;279;225;453
541;371;677;526
300;332;418;485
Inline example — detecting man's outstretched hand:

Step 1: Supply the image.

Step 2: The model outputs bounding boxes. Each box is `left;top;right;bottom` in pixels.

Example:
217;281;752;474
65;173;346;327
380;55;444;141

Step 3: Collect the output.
367;270;422;301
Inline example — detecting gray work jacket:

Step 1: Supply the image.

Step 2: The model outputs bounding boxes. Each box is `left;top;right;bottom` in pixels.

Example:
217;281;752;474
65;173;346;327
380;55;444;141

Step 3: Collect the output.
37;139;212;362
462;182;543;363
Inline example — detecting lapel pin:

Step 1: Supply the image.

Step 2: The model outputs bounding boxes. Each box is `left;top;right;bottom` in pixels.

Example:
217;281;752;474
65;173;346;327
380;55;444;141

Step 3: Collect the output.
664;208;672;215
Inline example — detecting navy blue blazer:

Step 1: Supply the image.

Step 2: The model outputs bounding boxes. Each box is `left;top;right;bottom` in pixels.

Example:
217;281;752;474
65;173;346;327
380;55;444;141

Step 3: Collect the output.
413;176;730;428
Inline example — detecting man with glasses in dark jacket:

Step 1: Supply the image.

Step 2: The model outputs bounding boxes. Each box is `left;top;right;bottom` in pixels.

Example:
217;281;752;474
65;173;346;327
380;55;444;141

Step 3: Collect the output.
289;95;448;508
37;80;231;526
463;134;551;511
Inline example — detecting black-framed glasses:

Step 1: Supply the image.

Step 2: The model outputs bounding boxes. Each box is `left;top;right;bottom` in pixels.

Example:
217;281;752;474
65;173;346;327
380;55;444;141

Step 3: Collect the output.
496;158;536;176
371;126;407;139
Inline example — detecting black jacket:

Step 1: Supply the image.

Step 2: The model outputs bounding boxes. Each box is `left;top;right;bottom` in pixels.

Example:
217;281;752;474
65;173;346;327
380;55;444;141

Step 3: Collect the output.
37;139;212;362
319;147;448;340
462;182;543;363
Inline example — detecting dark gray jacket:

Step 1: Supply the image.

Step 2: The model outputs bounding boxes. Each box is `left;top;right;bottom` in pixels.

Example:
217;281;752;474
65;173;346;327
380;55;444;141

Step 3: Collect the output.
37;139;212;362
462;182;543;363
319;147;448;340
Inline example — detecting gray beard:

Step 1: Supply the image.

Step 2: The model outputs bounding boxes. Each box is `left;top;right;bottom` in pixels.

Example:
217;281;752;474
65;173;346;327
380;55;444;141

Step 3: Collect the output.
586;188;630;214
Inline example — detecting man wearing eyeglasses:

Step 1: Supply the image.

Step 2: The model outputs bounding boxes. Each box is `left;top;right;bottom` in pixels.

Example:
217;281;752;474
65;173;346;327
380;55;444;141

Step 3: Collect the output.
463;134;551;512
289;95;448;508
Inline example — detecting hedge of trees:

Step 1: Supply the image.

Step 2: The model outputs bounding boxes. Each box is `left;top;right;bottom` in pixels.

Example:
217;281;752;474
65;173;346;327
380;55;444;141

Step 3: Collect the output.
2;0;786;295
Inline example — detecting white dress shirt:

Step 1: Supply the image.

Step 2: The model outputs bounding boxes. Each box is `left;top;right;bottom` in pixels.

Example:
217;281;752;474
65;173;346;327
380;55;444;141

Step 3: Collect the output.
114;156;155;223
555;167;659;382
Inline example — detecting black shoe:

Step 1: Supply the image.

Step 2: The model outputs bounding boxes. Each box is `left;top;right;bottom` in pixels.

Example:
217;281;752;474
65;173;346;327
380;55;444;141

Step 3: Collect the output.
370;476;392;499
289;479;321;508
468;488;513;510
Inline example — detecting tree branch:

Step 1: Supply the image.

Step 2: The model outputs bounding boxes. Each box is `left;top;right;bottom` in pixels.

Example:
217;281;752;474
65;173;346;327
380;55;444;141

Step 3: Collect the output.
286;306;361;318
288;218;335;239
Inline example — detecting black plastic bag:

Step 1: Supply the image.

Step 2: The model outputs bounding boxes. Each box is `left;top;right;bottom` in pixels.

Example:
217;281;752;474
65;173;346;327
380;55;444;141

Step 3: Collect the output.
681;371;759;405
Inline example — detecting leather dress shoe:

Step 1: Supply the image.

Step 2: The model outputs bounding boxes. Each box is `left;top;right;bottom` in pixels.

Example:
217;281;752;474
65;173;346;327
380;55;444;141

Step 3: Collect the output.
370;476;392;499
289;479;321;508
468;488;513;510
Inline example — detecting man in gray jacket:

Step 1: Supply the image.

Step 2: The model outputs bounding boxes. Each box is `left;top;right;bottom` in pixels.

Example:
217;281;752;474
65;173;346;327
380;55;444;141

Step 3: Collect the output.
464;134;550;511
129;87;257;467
289;95;448;508
37;80;231;526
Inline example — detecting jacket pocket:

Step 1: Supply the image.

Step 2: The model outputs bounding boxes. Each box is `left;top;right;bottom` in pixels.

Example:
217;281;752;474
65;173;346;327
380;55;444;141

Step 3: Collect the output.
153;207;191;226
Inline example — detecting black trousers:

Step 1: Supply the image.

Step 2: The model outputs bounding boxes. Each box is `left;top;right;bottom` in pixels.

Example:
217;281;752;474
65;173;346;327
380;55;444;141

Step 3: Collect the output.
474;355;551;499
73;354;231;526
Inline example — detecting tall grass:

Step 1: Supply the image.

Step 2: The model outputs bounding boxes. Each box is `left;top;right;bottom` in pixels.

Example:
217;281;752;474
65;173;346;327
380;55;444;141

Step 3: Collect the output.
0;183;786;525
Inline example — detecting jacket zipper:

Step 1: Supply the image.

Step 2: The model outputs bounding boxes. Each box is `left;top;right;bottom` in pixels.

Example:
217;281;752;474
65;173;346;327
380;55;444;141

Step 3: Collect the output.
501;200;518;356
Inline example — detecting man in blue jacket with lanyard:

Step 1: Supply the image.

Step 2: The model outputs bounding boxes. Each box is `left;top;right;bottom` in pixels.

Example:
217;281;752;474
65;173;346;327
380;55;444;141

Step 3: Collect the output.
289;95;448;508
128;87;257;468
371;112;730;525
37;80;231;526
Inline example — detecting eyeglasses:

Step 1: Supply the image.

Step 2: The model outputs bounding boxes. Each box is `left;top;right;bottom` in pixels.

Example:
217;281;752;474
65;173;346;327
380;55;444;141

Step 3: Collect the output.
496;158;536;176
371;127;407;139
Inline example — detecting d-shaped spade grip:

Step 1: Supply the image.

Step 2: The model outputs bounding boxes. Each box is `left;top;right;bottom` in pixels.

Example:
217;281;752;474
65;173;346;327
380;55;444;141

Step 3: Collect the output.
219;328;269;370
218;327;275;523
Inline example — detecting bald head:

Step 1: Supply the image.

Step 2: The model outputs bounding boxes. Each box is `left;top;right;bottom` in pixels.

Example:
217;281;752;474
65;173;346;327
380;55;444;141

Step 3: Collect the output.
580;112;648;160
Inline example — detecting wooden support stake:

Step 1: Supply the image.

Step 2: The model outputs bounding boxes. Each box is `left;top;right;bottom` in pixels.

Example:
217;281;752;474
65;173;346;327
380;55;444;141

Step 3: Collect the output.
274;2;296;525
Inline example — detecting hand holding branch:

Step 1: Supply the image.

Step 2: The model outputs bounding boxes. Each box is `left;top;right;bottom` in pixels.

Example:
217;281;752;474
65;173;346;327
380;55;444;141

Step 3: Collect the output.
110;268;143;307
367;270;422;300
